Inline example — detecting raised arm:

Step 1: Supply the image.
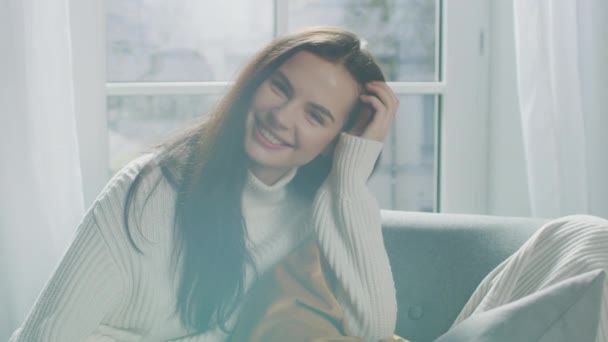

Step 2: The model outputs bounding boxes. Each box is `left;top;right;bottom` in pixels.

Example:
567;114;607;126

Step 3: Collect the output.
311;133;397;341
313;80;399;341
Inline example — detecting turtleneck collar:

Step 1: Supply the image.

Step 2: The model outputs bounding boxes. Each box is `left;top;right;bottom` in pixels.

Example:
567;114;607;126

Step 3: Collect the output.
243;168;298;205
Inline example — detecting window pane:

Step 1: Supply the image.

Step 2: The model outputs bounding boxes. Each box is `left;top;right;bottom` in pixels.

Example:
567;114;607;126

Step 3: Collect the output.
107;95;218;173
106;0;274;82
368;95;436;211
288;0;439;82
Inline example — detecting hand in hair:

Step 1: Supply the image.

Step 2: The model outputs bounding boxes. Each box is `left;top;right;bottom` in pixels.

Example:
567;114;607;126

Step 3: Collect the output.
348;81;399;143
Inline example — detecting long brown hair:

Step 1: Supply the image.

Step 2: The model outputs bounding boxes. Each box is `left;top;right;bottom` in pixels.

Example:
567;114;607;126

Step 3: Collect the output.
123;26;385;334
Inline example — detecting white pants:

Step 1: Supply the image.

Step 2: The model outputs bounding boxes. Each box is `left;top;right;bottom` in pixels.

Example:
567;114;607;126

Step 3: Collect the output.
453;215;608;341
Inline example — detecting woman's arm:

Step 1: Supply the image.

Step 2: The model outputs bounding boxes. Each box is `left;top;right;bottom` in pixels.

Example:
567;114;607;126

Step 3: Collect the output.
311;133;397;342
10;208;128;342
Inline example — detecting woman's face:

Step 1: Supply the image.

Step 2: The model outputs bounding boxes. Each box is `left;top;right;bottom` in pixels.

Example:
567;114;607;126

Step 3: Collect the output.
244;51;360;185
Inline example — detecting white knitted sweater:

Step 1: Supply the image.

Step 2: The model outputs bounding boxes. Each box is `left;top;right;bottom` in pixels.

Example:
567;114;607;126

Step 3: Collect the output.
11;133;397;342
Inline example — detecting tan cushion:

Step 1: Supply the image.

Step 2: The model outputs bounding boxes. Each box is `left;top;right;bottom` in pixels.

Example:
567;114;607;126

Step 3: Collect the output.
230;238;407;342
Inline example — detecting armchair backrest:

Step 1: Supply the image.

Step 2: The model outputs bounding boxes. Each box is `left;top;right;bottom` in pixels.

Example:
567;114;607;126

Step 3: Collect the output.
381;210;547;341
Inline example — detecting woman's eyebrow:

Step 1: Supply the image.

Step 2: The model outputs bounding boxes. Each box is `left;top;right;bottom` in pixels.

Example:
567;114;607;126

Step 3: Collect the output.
275;70;336;123
274;71;293;95
308;103;335;123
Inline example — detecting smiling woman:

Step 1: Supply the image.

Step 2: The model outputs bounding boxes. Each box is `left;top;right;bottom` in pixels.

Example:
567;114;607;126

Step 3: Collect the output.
244;51;360;185
10;26;399;342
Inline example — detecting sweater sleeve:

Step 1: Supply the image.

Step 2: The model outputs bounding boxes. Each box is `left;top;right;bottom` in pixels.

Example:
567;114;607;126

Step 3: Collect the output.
311;133;397;341
9;203;129;342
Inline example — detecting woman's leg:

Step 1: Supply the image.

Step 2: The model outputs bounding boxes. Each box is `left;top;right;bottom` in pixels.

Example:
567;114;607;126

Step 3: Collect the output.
452;214;608;341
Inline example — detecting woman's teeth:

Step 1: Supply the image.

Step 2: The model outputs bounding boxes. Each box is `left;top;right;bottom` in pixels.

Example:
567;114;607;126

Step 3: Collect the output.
259;126;284;146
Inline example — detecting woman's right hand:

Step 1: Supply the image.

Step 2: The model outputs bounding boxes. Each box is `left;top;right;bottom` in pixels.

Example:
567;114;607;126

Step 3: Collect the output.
348;81;399;143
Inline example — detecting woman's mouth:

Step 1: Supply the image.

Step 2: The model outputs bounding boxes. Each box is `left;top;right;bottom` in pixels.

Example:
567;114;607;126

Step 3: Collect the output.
254;119;292;150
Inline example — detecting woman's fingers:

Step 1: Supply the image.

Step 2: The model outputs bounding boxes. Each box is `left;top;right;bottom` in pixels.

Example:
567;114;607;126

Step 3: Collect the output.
359;94;390;142
366;81;399;114
360;94;384;115
357;81;399;142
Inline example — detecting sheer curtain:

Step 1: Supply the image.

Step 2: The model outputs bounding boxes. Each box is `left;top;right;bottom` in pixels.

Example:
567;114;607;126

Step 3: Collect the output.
513;0;608;218
0;0;85;339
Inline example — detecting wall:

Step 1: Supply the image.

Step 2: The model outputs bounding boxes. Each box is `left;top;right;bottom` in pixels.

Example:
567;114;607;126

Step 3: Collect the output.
440;0;491;214
486;0;531;216
70;0;109;208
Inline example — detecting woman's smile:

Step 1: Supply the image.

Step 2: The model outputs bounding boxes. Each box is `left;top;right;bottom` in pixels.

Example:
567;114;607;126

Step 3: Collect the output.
253;116;294;150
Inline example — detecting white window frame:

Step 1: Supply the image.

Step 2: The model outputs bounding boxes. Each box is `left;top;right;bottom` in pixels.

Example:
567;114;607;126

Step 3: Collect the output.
102;0;491;214
441;0;491;214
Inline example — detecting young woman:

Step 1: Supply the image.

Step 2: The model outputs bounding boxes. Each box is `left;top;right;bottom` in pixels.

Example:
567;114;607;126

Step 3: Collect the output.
16;24;608;342
11;27;400;341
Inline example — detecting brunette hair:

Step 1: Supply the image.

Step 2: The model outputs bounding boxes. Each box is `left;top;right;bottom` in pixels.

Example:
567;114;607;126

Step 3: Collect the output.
123;26;385;334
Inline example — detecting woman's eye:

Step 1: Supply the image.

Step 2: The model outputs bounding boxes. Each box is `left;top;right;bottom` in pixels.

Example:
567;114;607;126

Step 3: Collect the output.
271;80;287;96
307;111;325;125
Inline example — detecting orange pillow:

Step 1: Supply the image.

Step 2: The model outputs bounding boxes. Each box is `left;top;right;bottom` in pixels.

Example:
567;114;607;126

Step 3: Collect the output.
229;238;408;342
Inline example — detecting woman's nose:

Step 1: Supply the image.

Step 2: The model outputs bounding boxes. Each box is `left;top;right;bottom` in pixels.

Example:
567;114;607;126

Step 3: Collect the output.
268;102;299;130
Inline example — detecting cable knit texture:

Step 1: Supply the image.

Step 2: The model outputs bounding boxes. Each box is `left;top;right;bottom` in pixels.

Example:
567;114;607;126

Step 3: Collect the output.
10;132;397;342
453;214;608;342
312;133;397;341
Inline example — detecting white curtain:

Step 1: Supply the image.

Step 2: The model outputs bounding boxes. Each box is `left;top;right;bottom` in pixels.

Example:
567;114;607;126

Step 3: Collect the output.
0;0;85;340
513;0;608;218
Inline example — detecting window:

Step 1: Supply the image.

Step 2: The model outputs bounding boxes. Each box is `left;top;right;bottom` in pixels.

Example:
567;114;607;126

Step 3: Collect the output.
105;0;458;212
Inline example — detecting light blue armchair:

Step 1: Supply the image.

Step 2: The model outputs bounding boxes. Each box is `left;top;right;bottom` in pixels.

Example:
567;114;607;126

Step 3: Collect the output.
381;210;548;342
